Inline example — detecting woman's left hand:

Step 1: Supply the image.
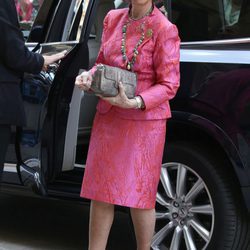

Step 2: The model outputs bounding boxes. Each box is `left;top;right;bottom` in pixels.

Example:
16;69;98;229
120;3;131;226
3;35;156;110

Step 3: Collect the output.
100;82;137;109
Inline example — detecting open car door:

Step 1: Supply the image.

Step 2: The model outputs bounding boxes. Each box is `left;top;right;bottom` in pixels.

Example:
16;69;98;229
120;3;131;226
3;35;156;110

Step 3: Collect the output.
8;0;91;195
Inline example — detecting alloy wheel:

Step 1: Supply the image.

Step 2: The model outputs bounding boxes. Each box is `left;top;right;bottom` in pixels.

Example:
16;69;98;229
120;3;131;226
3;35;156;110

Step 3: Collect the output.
152;162;214;250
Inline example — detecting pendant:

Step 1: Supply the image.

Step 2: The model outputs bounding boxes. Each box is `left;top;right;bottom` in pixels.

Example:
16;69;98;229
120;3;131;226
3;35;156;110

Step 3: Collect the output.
146;29;153;38
127;63;131;70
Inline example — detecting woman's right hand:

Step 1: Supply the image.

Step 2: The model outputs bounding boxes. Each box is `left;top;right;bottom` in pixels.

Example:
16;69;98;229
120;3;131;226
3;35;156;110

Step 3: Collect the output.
75;71;92;91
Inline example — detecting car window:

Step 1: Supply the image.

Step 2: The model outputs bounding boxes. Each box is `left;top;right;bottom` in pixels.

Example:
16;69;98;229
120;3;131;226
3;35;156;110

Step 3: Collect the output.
171;0;250;42
15;0;44;39
67;0;90;42
67;0;129;42
67;0;168;43
85;0;128;68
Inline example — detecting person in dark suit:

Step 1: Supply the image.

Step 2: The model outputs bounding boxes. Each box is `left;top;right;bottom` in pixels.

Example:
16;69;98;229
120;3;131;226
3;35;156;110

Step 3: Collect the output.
0;0;66;181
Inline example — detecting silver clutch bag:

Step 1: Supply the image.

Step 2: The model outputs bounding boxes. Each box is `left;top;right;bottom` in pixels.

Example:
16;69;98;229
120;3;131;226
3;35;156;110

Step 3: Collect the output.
90;64;137;98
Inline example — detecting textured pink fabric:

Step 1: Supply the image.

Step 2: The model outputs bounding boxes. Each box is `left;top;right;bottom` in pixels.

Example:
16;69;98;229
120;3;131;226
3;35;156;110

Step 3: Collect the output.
80;6;180;208
16;1;33;22
81;110;166;209
92;6;180;120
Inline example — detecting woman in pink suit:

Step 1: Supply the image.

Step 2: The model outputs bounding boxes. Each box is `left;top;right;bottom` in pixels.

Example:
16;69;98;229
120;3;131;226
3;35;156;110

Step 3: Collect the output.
16;0;33;21
75;0;180;248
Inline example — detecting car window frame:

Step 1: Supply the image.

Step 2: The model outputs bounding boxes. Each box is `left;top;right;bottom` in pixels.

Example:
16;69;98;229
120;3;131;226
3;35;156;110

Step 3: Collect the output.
26;0;60;43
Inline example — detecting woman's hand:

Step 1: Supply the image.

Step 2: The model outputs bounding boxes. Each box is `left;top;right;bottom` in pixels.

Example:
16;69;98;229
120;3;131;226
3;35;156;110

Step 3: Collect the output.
75;71;92;91
42;50;67;71
100;82;138;109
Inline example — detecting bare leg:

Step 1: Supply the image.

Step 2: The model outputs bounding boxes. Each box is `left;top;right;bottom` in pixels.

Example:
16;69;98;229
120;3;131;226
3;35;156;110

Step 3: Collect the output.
130;208;155;250
88;200;115;250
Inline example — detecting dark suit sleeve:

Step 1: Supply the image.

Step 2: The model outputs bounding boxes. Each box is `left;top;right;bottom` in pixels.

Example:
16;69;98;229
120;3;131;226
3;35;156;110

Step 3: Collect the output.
0;0;44;74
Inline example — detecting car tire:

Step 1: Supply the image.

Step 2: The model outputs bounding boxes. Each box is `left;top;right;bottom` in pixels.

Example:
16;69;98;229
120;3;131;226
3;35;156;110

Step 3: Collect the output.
151;142;250;250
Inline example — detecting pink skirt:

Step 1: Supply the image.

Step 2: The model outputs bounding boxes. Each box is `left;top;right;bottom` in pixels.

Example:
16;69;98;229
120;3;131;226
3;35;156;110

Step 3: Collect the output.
80;109;166;209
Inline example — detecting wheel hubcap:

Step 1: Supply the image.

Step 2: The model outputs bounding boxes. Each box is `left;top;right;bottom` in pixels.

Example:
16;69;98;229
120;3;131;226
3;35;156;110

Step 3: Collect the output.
152;163;214;250
170;199;192;225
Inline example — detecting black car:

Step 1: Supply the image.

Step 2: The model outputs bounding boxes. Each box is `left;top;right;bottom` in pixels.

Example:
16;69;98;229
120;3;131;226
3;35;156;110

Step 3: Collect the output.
2;0;250;249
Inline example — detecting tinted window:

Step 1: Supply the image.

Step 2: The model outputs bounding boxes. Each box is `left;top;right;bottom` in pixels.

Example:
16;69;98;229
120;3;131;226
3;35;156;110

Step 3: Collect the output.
171;0;250;42
67;0;90;41
15;0;44;39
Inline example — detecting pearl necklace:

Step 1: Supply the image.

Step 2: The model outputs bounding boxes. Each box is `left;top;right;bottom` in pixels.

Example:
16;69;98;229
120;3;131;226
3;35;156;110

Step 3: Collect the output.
121;5;153;71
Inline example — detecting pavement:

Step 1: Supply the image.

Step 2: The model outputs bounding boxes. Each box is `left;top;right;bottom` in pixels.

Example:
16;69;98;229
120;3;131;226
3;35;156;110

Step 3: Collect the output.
0;194;136;250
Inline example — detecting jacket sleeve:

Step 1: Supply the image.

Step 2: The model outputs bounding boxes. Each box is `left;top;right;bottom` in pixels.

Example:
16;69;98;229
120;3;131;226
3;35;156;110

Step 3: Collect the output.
0;2;44;74
139;23;180;110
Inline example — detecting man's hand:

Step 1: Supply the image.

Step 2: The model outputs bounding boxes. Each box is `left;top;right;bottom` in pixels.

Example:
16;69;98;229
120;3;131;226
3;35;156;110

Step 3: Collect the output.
42;50;67;71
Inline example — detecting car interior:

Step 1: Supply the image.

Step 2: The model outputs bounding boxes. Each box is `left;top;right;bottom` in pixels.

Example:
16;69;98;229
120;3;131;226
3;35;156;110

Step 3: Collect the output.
50;0;128;192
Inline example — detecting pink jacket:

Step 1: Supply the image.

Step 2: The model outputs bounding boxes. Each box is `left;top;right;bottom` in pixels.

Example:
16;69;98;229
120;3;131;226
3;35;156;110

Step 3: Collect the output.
93;6;180;120
16;1;33;22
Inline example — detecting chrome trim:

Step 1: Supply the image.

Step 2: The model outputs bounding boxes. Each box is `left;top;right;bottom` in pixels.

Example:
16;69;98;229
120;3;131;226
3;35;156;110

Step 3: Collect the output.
181;37;250;46
62;87;83;172
74;164;86;169
3;163;86;173
62;0;77;42
180;49;250;64
40;41;78;55
40;40;79;46
25;42;39;47
68;0;83;40
3;163;17;173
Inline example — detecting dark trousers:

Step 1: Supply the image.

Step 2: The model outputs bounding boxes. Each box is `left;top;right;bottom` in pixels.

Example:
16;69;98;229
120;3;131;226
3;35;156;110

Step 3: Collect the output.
0;124;11;182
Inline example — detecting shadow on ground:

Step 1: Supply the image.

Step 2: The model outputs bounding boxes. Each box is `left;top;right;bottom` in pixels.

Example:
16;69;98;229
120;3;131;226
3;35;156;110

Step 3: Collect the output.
0;194;136;250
